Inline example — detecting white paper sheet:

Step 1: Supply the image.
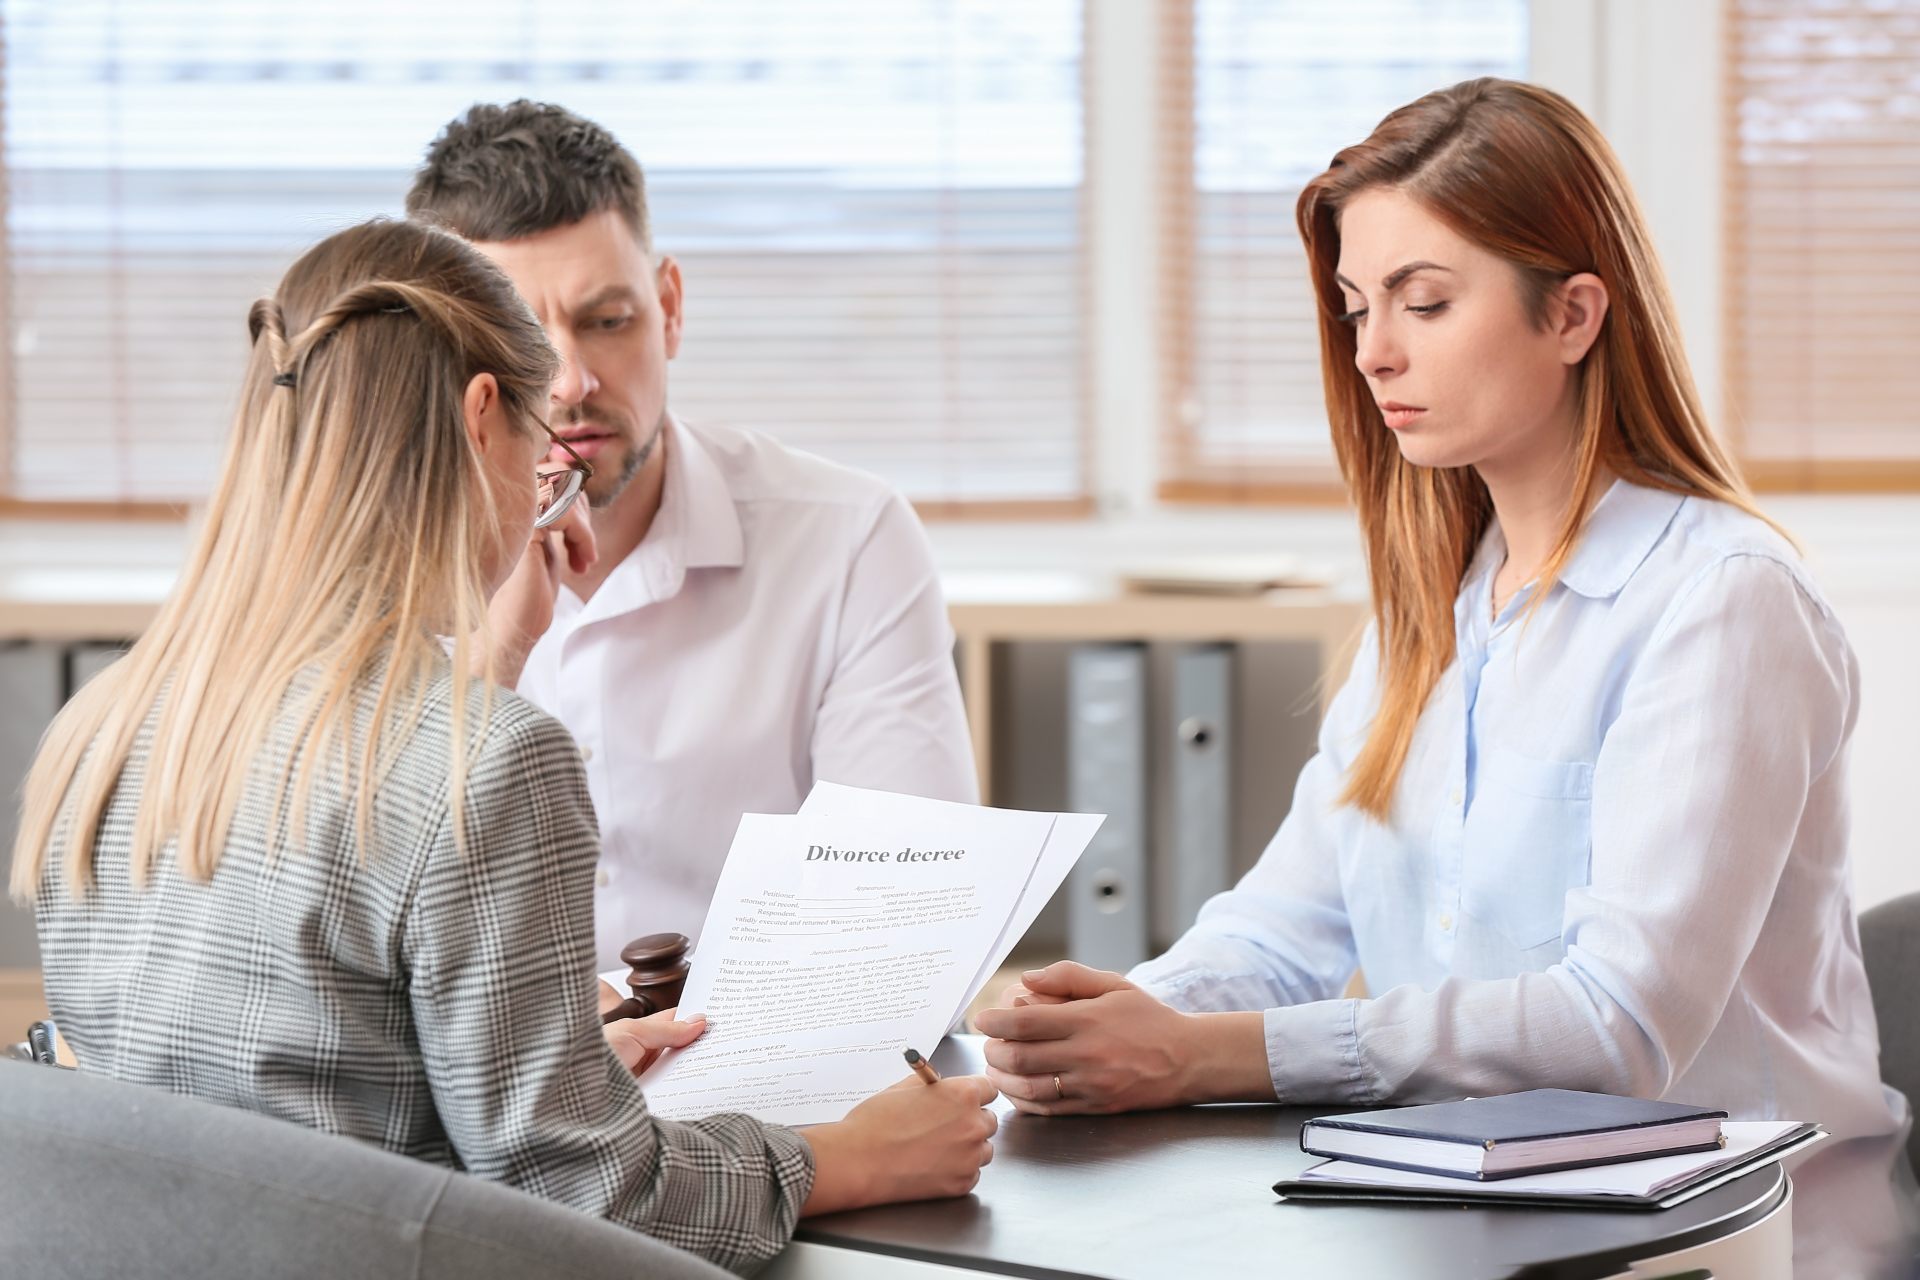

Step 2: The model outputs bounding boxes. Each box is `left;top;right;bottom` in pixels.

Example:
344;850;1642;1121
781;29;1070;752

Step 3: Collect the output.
638;795;1069;1126
1299;1120;1811;1198
800;782;1106;1014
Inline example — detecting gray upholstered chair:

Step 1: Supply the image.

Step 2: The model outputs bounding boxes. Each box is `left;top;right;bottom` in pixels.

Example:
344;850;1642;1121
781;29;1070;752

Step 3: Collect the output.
1859;890;1920;1179
0;1057;731;1280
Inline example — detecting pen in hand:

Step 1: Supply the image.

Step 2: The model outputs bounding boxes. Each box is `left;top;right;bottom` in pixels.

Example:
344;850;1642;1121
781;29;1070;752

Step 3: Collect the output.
903;1046;941;1085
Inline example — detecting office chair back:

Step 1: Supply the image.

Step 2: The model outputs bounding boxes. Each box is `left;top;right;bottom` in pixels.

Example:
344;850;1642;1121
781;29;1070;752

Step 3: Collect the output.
0;1057;730;1280
1859;890;1920;1179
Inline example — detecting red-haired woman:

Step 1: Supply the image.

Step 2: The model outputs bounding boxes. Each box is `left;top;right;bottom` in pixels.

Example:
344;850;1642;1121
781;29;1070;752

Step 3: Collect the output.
977;79;1911;1276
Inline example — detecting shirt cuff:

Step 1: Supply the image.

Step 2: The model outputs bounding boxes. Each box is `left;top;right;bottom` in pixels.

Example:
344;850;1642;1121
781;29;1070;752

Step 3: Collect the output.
1130;951;1280;1014
1262;999;1375;1105
1128;954;1199;1004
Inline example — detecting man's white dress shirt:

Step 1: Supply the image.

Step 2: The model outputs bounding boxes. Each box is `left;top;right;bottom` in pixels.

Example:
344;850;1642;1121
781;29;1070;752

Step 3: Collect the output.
516;416;976;967
1130;479;1913;1275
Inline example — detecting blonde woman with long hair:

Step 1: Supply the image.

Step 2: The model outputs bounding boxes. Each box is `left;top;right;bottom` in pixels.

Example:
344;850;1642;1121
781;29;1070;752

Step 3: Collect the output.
11;218;997;1275
976;80;1911;1274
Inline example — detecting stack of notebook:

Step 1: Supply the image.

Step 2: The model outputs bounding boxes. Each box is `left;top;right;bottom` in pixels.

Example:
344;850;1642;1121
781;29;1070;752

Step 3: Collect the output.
1277;1089;1823;1210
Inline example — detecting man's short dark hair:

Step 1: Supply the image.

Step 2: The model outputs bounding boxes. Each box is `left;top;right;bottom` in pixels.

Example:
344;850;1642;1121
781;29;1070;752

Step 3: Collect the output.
405;100;650;248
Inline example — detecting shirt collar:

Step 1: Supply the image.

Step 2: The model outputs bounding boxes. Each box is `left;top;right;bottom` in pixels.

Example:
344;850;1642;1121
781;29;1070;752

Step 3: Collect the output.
1459;477;1687;612
1556;478;1687;599
558;415;745;626
664;414;746;572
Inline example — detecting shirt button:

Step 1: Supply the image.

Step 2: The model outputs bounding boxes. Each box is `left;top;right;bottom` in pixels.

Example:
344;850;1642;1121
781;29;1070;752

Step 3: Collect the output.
580;744;594;763
1449;788;1464;808
594;867;610;888
1439;912;1454;932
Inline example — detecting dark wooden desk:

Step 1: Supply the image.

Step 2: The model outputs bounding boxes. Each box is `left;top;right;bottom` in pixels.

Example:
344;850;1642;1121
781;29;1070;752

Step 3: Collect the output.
774;1038;1787;1280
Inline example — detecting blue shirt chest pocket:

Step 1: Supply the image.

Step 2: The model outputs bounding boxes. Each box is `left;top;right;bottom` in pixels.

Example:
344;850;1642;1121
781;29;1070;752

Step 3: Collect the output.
1460;747;1595;952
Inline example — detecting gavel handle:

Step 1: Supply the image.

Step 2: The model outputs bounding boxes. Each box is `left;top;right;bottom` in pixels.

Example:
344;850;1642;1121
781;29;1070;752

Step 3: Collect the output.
600;993;657;1025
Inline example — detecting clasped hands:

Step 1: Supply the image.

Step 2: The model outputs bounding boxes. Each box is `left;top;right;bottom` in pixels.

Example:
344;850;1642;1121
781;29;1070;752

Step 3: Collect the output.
974;962;1274;1115
974;962;1208;1115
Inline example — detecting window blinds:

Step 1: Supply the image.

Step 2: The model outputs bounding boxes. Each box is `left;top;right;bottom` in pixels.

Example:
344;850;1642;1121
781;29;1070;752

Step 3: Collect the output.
1725;0;1920;489
1162;0;1528;500
1;0;1086;509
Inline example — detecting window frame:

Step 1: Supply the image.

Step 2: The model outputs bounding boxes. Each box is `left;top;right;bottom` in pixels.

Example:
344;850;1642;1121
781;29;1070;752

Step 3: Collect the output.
1719;0;1920;494
1154;0;1920;504
0;3;1098;521
1156;0;1555;505
6;1;1917;521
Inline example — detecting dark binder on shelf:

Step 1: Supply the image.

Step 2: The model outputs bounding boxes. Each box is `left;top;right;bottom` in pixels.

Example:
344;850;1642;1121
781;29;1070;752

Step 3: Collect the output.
1300;1089;1728;1181
66;642;127;695
1067;643;1148;973
0;643;65;971
1164;644;1233;943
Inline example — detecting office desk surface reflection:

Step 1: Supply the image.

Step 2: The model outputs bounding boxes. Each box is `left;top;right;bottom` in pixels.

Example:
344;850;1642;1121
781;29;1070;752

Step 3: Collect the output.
773;1037;1784;1280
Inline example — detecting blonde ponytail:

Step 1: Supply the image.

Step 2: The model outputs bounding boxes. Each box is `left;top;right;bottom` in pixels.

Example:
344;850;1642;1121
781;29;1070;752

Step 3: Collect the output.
11;219;557;901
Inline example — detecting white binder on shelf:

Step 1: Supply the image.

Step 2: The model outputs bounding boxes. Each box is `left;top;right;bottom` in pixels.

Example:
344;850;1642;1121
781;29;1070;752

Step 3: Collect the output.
1066;644;1149;973
1165;644;1234;945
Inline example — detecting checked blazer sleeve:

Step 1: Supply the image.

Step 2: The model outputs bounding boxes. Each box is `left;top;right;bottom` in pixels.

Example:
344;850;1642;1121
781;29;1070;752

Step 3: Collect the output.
399;698;815;1274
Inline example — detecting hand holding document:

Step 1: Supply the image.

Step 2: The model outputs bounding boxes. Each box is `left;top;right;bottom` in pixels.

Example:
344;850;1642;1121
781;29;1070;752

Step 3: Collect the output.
634;783;1103;1126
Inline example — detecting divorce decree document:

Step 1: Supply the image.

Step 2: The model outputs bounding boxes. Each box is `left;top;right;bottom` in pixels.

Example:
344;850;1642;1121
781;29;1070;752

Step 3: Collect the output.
639;802;1058;1126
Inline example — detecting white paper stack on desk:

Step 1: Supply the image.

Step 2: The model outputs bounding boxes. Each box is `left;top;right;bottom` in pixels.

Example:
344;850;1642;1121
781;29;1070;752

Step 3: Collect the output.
628;782;1104;1126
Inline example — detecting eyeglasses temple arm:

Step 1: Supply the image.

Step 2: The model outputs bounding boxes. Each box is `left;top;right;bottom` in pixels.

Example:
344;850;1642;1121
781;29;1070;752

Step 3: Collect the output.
540;424;595;478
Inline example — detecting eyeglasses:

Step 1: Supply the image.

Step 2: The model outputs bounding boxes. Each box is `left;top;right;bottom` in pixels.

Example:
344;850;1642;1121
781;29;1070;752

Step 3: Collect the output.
535;424;594;530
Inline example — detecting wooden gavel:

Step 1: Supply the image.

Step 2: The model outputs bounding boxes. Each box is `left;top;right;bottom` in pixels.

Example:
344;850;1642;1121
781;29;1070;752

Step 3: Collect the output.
599;932;693;1024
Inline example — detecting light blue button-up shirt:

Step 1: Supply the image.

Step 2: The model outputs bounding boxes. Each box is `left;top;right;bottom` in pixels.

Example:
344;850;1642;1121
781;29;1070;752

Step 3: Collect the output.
1132;480;1899;1160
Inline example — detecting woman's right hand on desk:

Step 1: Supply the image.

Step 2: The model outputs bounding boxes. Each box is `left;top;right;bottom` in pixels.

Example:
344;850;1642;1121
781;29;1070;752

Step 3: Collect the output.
798;1074;1000;1216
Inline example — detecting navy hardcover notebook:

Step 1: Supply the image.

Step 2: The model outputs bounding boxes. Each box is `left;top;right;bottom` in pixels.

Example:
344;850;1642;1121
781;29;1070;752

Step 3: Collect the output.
1299;1089;1728;1181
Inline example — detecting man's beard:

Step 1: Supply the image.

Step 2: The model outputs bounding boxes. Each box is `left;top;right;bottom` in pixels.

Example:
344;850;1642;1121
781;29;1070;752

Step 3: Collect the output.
565;406;665;510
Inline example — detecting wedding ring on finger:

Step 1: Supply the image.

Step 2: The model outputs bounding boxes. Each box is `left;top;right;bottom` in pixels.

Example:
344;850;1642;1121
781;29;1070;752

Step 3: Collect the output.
1052;1074;1064;1101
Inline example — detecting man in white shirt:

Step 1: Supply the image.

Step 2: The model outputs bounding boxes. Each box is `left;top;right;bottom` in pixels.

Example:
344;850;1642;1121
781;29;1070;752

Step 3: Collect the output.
407;101;977;967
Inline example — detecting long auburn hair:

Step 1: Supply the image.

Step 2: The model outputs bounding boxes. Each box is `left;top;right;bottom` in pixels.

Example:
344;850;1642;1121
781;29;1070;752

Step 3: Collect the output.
1296;78;1767;820
11;218;557;901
